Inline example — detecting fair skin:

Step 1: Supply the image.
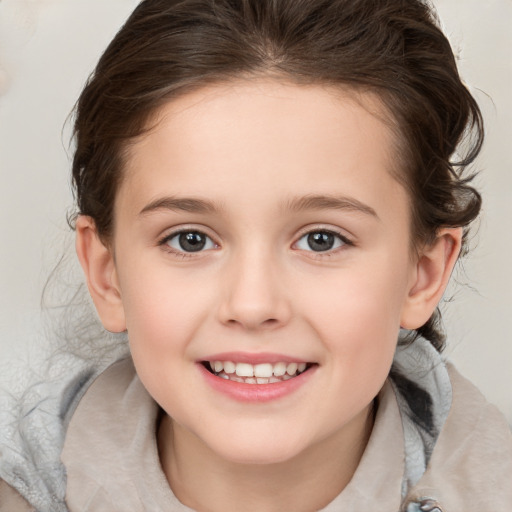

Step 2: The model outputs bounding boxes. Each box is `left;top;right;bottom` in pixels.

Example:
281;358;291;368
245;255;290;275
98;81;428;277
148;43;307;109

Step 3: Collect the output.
76;79;461;512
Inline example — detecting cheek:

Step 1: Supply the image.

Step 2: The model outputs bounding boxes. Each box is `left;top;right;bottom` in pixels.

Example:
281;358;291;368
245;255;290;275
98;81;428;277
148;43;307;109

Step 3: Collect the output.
117;264;212;356
300;257;410;376
308;266;408;336
118;269;212;408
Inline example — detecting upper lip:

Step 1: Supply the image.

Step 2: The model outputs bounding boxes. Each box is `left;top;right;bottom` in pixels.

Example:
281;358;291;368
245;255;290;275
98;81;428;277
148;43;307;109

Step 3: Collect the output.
200;352;312;365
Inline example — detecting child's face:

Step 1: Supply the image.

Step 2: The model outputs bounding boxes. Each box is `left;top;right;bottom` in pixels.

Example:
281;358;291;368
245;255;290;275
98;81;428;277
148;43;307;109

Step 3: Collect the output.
109;80;419;464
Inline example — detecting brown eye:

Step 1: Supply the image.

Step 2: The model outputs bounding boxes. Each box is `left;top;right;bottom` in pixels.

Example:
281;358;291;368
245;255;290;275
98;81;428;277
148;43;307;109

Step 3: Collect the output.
307;232;336;251
165;231;215;253
295;230;347;252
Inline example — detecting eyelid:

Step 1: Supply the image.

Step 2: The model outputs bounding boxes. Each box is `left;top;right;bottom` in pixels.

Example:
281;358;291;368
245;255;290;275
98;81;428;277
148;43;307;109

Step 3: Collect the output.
292;226;354;253
157;226;220;255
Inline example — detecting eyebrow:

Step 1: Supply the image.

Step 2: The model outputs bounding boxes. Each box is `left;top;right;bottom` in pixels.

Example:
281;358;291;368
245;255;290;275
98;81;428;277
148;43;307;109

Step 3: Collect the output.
285;194;379;219
139;193;378;219
139;196;221;216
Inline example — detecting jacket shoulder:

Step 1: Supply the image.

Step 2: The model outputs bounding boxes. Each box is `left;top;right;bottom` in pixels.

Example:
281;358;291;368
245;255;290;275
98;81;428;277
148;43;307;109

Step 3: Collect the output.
0;480;35;512
405;363;512;510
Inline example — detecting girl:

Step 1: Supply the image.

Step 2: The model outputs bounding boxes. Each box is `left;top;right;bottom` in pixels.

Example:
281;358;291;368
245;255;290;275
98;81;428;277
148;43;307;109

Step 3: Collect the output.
1;0;511;510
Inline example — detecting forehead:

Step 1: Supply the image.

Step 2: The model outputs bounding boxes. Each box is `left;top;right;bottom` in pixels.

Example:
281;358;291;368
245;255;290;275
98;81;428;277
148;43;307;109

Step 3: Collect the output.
118;79;407;222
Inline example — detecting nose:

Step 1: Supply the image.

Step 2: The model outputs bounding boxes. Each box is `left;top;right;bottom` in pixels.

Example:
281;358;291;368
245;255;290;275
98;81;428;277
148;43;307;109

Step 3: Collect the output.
217;249;292;331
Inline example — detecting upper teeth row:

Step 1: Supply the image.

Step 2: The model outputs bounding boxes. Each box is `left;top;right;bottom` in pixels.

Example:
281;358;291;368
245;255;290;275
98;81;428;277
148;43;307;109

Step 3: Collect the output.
209;361;307;378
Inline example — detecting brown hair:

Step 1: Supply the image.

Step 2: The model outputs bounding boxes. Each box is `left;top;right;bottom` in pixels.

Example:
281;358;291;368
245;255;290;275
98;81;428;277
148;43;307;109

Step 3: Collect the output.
71;0;483;351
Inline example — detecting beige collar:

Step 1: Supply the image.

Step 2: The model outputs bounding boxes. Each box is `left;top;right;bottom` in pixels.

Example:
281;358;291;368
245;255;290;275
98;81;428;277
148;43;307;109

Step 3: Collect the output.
62;358;406;511
320;378;404;510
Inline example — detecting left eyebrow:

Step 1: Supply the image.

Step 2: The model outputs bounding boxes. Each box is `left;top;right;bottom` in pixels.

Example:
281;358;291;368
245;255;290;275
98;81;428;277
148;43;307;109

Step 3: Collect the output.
284;194;379;219
139;196;222;216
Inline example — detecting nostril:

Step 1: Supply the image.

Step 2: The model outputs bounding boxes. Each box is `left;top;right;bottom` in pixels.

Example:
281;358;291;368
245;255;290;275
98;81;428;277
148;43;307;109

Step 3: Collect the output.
217;279;292;330
225;316;280;330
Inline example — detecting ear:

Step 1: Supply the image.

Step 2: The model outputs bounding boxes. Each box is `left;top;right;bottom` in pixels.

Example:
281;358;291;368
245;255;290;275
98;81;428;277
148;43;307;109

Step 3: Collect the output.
400;227;462;330
75;216;126;333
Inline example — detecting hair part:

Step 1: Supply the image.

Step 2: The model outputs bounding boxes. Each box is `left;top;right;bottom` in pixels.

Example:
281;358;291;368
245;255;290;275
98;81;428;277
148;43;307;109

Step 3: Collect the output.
70;0;484;351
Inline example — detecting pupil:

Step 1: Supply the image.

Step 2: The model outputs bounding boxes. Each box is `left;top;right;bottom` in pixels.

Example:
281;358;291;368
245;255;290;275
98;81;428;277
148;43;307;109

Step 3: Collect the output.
307;232;334;252
179;232;206;252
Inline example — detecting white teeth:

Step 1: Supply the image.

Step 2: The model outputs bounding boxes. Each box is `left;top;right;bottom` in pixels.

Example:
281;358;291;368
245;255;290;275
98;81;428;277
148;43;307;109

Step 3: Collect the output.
208;360;310;381
273;362;287;377
235;362;254;377
254;363;273;378
286;362;298;375
223;361;236;374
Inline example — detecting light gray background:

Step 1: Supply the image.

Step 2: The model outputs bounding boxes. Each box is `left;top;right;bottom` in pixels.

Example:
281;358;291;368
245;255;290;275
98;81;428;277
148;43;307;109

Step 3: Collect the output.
0;0;511;423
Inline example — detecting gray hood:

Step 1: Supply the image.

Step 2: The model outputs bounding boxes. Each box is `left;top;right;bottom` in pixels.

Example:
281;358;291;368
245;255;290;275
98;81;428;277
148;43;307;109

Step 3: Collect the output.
1;337;510;511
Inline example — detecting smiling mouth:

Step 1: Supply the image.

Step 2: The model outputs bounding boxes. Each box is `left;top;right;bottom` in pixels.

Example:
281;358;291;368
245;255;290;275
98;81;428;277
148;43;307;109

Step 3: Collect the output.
202;360;315;384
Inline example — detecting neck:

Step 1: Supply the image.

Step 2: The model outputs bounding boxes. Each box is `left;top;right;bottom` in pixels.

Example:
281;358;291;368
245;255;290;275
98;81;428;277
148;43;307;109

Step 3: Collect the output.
158;402;375;512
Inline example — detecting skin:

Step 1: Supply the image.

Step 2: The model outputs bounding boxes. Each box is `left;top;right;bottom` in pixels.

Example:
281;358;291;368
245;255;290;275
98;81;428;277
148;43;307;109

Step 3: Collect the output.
76;79;461;512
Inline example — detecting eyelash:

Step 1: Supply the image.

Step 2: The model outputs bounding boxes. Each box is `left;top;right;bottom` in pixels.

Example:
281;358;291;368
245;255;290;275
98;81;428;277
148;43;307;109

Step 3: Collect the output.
158;229;218;259
293;228;353;257
157;227;353;258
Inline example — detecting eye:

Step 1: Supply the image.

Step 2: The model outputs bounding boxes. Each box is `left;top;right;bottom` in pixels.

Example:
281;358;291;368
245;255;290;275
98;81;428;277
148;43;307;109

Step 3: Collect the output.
295;230;348;252
162;231;216;253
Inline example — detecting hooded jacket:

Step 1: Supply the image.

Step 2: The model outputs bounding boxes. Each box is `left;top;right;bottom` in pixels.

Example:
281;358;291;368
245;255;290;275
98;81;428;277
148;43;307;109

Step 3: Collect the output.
1;338;511;511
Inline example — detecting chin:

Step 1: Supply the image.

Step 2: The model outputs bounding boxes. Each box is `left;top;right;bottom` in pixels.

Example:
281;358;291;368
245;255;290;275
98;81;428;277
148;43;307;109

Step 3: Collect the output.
204;430;309;466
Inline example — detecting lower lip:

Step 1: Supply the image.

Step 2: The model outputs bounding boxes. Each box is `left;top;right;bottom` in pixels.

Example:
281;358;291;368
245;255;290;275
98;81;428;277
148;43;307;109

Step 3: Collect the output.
198;364;316;403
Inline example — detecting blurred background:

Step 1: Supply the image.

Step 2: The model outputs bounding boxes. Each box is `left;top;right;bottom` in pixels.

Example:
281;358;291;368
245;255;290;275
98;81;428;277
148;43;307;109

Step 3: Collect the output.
0;0;511;423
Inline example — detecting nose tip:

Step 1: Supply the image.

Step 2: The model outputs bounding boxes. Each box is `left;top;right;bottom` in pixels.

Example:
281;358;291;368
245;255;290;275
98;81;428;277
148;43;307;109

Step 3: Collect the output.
218;289;290;331
217;258;291;331
223;311;282;331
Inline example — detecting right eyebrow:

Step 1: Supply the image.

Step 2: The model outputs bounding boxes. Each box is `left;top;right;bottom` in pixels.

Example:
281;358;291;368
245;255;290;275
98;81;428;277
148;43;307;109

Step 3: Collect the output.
139;196;221;216
284;194;379;219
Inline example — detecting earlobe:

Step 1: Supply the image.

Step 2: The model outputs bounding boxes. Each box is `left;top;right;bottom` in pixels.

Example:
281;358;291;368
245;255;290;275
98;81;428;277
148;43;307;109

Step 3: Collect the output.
400;228;462;330
75;216;126;333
